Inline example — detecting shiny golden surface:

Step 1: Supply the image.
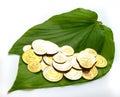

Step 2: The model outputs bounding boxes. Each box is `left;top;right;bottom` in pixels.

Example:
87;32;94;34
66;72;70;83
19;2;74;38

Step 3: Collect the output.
22;39;107;81
43;66;63;82
27;62;41;73
95;55;107;68
53;61;72;72
82;66;98;80
60;45;74;56
71;53;81;70
77;52;96;68
43;55;53;66
53;53;67;64
22;49;42;64
64;68;82;80
85;48;97;57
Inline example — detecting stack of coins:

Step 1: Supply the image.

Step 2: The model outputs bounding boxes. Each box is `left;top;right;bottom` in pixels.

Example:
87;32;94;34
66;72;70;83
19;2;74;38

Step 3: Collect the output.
22;39;107;82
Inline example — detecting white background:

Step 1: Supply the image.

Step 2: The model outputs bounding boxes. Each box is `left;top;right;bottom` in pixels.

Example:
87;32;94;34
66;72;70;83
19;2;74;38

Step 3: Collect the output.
0;0;120;97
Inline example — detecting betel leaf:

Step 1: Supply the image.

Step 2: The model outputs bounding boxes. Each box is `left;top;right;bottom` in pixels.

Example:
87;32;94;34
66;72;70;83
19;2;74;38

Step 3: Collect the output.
8;8;115;92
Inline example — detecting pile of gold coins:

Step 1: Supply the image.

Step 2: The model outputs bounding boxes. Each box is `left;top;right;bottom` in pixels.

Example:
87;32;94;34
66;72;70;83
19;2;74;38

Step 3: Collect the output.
22;39;107;82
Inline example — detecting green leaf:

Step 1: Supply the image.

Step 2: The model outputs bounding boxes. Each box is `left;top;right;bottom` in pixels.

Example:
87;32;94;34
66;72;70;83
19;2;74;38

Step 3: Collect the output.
8;8;115;92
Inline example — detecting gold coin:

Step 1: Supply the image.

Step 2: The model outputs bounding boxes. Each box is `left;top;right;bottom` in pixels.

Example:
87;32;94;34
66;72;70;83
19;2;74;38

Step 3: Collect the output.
23;45;31;52
85;48;97;57
71;53;81;70
77;51;96;68
60;45;74;56
27;62;41;73
22;49;42;64
53;53;67;64
43;55;53;66
40;61;49;71
82;66;98;80
52;61;72;72
43;66;63;82
95;55;107;68
64;68;82;80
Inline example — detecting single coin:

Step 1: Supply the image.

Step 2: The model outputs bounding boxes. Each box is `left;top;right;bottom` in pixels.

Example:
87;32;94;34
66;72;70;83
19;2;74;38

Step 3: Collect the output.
53;61;72;72
71;53;81;70
77;51;96;68
32;39;45;48
82;66;98;80
32;39;47;55
27;62;41;73
23;45;31;52
22;49;42;64
43;66;63;82
40;60;49;71
60;45;74;56
45;41;59;55
85;48;97;57
53;53;67;64
64;68;82;80
33;46;47;55
43;55;53;66
95;55;107;68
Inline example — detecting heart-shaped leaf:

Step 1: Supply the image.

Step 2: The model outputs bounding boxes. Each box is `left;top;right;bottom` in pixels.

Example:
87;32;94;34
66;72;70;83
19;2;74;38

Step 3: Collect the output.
8;8;115;92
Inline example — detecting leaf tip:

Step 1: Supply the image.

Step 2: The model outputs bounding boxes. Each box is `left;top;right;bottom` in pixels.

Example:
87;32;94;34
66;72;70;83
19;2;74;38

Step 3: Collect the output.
8;88;14;93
